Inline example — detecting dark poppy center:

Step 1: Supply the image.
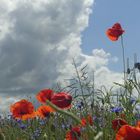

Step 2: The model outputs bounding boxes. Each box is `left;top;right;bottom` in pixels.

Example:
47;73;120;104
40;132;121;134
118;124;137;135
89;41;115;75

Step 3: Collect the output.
20;109;28;115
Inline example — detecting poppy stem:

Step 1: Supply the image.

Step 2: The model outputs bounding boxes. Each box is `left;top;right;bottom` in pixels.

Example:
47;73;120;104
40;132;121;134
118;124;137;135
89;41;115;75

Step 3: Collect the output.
121;35;126;82
46;100;81;124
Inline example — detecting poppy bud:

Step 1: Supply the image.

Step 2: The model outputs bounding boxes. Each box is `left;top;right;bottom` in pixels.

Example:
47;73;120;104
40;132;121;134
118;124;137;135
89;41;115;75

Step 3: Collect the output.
51;92;72;109
65;126;81;140
112;118;127;131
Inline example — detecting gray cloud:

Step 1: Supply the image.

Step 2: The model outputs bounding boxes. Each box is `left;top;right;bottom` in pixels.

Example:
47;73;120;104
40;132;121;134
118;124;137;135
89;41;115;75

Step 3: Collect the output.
0;0;124;112
0;0;93;93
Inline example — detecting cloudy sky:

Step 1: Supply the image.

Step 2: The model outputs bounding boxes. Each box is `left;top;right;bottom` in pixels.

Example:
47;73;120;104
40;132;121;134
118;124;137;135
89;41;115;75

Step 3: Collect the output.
82;0;140;71
0;0;139;112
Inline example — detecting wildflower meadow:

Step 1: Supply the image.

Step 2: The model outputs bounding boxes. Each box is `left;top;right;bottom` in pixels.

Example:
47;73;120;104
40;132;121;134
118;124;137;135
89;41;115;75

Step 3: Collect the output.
1;23;140;140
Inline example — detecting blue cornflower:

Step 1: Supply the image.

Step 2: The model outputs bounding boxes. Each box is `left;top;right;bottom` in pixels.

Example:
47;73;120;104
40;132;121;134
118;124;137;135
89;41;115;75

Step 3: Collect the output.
16;119;27;129
93;116;97;121
111;107;123;113
61;124;66;129
130;98;136;104
19;124;27;129
76;101;84;110
16;119;22;124
135;104;140;110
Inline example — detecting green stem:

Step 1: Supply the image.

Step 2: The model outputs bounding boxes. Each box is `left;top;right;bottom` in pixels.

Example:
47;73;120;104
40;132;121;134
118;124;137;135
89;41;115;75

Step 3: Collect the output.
121;35;126;82
72;58;89;114
46;100;81;124
72;59;86;102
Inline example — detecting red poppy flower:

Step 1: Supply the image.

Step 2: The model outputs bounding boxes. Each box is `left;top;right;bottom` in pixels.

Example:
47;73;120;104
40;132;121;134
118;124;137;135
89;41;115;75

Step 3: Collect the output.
36;89;54;104
36;105;55;118
106;23;124;41
10;99;35;120
116;125;140;140
112;118;127;131
51;92;72;109
81;115;93;127
66;126;81;140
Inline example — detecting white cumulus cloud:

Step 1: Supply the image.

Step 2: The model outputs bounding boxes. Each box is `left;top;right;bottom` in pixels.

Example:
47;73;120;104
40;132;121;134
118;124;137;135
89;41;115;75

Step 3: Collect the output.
0;0;123;113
